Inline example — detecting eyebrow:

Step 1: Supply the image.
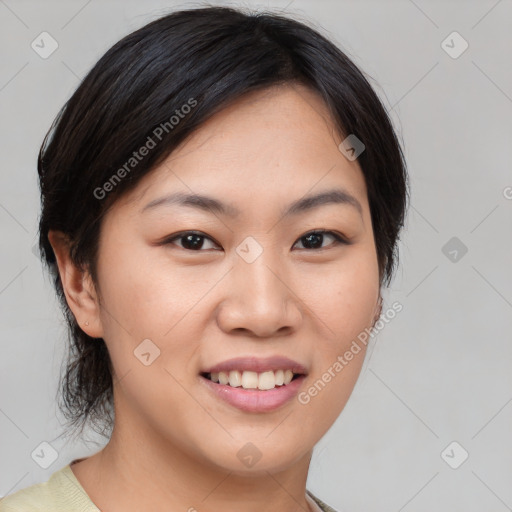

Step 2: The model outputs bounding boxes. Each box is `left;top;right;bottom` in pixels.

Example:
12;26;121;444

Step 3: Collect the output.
141;188;363;219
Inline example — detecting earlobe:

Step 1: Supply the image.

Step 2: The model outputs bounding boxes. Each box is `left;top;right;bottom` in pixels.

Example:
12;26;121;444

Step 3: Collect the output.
47;230;103;338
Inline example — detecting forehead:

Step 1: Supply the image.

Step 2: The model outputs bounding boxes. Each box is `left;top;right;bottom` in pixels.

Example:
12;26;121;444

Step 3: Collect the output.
118;83;368;216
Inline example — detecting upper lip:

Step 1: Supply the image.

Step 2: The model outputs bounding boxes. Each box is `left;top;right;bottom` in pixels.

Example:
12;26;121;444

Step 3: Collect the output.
201;356;308;375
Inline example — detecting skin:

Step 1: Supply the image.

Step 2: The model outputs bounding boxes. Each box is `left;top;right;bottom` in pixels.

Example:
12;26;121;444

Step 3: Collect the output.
49;83;381;512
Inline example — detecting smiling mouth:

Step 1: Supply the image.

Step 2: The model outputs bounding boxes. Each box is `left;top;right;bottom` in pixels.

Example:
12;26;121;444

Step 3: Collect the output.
200;370;303;391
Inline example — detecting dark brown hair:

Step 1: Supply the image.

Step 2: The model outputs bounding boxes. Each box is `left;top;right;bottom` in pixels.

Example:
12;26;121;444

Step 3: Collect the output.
37;6;409;440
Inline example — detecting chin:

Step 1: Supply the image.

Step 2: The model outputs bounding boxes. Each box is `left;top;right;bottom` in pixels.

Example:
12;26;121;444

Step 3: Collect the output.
197;435;310;475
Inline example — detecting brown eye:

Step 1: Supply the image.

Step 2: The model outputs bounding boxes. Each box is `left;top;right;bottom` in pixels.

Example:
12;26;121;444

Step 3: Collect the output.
293;230;348;250
164;231;219;251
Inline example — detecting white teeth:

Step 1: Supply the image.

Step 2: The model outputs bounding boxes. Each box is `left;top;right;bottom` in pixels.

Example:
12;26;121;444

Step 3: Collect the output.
241;371;259;389
206;369;299;390
258;371;275;390
228;370;242;387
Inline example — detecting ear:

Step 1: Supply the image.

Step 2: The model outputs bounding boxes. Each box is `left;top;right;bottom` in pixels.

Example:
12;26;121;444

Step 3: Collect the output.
48;230;104;339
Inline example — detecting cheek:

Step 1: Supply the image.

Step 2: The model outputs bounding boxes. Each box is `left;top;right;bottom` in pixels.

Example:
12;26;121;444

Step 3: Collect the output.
95;238;202;339
294;248;378;431
298;246;379;342
325;274;377;340
93;252;205;437
93;243;208;399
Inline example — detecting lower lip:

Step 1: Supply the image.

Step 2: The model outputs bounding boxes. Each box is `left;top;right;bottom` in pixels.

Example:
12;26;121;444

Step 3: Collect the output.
199;375;306;413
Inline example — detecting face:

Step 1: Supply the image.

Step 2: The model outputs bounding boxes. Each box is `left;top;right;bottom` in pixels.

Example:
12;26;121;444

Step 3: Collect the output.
86;84;380;473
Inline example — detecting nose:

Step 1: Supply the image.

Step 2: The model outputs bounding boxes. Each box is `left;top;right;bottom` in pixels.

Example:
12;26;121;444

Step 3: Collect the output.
216;252;303;338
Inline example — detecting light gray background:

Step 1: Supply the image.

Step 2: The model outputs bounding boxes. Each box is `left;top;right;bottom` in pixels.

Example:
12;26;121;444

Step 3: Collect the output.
1;1;511;511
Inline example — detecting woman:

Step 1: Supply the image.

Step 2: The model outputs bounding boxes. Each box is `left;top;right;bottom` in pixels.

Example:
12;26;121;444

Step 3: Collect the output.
0;5;408;511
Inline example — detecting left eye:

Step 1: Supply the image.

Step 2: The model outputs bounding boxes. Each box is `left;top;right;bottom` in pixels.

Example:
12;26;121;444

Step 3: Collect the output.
163;230;347;251
292;230;347;250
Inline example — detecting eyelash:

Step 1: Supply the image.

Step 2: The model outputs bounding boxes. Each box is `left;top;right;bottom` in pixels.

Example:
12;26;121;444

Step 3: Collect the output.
162;229;349;252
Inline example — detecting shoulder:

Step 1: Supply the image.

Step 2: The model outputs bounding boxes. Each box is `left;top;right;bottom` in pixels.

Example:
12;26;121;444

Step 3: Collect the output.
0;477;56;512
306;489;339;512
0;464;98;512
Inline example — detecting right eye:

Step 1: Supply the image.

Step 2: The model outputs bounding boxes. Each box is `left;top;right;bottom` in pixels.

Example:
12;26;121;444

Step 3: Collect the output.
162;231;221;251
